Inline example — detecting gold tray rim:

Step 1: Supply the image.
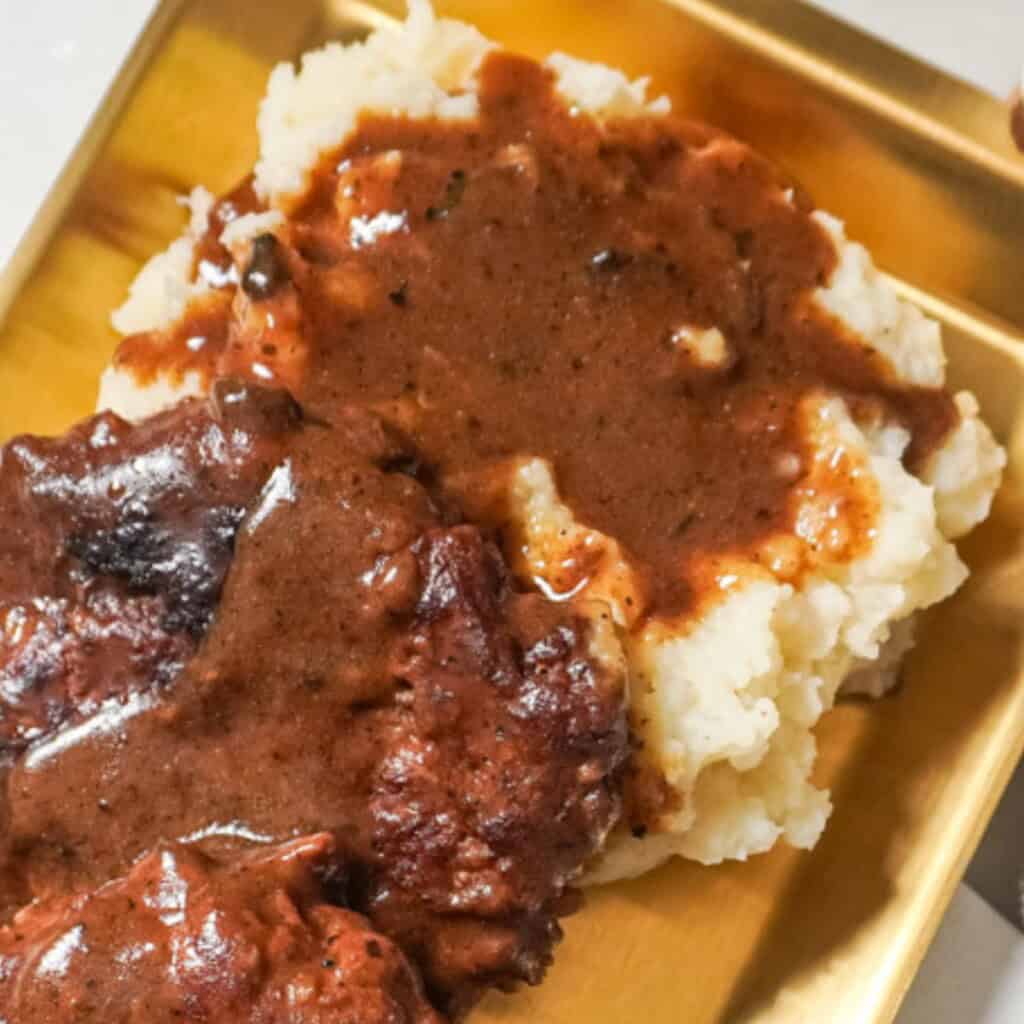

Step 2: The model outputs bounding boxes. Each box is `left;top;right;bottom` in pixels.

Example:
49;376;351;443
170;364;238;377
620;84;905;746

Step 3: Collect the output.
0;0;188;327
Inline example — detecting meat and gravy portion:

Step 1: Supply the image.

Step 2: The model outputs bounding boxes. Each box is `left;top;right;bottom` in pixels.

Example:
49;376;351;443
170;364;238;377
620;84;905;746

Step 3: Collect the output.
0;386;627;1016
0;0;1005;1019
0;834;442;1024
0;381;300;755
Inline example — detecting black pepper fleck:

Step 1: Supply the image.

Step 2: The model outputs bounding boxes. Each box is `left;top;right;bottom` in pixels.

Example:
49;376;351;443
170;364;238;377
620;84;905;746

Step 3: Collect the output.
242;234;290;300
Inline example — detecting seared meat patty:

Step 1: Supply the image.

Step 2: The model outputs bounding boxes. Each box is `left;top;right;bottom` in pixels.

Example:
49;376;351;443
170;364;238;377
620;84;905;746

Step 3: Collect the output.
0;379;300;753
0;833;442;1023
0;388;628;1018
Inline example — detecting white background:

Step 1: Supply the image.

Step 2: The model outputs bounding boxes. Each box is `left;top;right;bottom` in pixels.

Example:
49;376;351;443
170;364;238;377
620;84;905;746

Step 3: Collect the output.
1;2;1022;1021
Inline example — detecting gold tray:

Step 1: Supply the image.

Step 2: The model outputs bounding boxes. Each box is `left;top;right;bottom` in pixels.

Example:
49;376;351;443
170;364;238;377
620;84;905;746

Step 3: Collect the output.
2;2;1023;1021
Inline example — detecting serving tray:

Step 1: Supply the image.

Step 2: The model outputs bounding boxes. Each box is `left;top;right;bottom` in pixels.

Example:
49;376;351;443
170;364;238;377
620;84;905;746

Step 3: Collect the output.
2;2;1022;1021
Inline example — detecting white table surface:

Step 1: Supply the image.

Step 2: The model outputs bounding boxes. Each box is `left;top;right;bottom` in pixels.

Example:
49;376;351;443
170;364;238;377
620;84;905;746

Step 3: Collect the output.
1;3;1022;1021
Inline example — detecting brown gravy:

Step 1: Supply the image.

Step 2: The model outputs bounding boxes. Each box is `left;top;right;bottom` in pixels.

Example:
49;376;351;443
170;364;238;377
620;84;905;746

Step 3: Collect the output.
115;53;957;620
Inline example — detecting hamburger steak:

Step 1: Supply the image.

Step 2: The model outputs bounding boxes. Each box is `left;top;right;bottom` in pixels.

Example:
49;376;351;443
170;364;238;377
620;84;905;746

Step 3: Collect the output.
0;384;627;1016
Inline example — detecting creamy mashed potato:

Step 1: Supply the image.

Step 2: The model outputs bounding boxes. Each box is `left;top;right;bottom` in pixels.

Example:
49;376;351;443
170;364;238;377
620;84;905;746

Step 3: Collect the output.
99;0;1005;881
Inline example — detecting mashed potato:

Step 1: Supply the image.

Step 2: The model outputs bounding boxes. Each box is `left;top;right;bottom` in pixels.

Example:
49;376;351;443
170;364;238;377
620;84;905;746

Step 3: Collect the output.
99;0;1005;881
